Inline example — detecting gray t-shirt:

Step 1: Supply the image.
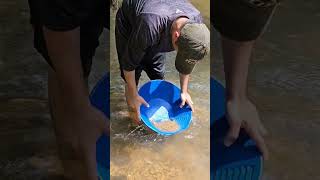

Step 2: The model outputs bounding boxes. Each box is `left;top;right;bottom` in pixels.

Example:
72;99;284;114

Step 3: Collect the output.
116;0;202;71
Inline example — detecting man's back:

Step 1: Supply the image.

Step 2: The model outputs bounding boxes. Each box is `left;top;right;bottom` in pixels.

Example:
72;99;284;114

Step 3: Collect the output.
118;0;202;53
122;0;202;28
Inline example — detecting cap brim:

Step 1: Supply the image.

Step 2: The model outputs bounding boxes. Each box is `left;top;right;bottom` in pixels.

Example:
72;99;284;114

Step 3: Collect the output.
175;51;196;75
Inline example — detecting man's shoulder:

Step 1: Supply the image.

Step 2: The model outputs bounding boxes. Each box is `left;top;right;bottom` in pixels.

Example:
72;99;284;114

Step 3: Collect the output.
141;0;199;16
140;0;201;22
136;13;166;35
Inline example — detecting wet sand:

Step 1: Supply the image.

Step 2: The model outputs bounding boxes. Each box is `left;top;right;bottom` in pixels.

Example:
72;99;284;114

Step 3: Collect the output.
0;0;109;179
212;0;320;179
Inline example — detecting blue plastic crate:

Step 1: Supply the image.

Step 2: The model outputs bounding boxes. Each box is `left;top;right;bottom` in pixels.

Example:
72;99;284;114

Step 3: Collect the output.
139;80;192;136
211;78;263;180
90;74;110;180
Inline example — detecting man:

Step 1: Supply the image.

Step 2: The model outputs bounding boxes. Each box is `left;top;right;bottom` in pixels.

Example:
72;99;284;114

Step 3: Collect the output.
115;0;210;124
212;0;280;160
28;0;109;179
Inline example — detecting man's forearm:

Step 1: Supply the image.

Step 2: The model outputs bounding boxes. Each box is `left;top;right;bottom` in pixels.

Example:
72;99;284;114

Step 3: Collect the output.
179;73;190;93
43;27;90;111
123;70;138;95
222;37;255;100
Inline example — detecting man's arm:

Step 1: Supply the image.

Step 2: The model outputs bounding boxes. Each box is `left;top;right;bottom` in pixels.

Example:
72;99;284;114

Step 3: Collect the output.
121;44;149;124
118;18;156;124
43;27;89;110
222;37;269;159
179;73;194;112
43;27;108;180
123;70;149;124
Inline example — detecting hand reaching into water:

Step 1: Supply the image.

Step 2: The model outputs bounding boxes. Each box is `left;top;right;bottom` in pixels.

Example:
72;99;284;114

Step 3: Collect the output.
180;91;195;112
179;73;194;112
220;37;269;159
224;98;269;160
56;104;109;180
123;70;150;125
126;91;149;125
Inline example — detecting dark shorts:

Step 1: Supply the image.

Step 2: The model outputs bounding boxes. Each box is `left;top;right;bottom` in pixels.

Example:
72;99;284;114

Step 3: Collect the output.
115;9;165;85
28;0;108;77
121;50;166;85
212;0;279;41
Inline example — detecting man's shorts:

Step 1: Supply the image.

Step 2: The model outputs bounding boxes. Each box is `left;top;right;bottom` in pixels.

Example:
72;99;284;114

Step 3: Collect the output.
212;0;279;41
119;50;166;86
28;0;108;77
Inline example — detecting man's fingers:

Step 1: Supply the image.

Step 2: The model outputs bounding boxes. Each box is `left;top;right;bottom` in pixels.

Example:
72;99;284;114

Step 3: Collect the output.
140;97;149;107
133;115;141;125
246;125;269;160
82;138;98;180
136;108;140;119
253;112;268;136
180;99;186;108
224;120;241;147
258;122;268;136
189;103;195;112
134;108;142;125
128;106;141;125
131;108;141;125
129;111;142;125
189;98;194;105
186;100;195;112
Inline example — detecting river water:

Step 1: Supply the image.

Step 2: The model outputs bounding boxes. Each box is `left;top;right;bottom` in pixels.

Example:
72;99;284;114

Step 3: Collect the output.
110;1;210;179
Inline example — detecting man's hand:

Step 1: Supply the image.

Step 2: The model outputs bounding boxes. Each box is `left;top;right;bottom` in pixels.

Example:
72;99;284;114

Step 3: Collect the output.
221;37;269;159
79;104;109;138
180;91;194;112
125;88;149;124
224;98;269;160
179;73;195;112
71;105;109;179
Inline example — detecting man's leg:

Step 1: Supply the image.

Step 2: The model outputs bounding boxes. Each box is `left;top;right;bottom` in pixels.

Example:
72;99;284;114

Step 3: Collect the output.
143;52;166;80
